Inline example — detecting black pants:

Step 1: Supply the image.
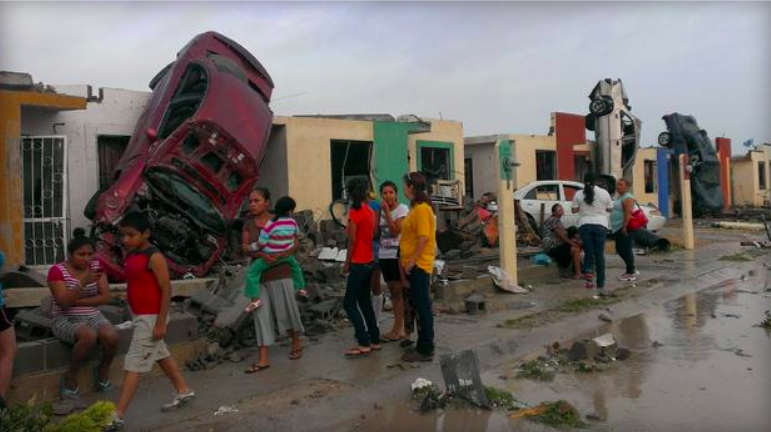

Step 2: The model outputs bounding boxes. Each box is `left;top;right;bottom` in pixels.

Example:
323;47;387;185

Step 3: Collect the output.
408;268;434;356
614;230;636;274
343;263;380;346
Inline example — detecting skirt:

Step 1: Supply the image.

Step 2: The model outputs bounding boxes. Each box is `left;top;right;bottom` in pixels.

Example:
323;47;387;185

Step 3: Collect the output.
252;278;305;347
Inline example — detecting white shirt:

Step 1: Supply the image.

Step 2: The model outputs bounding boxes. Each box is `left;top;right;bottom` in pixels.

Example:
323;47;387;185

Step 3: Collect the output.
378;203;409;259
572;186;613;228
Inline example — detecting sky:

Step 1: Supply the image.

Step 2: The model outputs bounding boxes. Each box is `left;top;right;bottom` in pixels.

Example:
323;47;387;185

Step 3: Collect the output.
1;1;769;153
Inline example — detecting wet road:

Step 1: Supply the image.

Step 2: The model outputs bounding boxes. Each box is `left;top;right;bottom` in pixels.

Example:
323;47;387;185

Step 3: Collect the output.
352;275;771;432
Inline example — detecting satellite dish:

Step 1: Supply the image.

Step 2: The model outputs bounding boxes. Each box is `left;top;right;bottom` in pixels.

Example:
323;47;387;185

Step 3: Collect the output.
743;139;755;149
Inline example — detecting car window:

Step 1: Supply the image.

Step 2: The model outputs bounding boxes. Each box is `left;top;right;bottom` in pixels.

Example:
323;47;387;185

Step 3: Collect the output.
564;185;581;201
201;152;224;173
157;63;208;140
524;185;559;200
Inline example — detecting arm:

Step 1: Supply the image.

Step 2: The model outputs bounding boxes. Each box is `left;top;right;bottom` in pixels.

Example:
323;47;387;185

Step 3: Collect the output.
571;194;580;214
48;279;79;309
72;271;111;307
382;204;404;235
620;197;634;234
405;206;431;273
148;253;171;340
344;217;358;274
553;225;578;248
241;223;251;254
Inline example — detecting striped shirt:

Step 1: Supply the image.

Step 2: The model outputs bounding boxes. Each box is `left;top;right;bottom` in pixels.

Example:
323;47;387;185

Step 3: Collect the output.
47;261;102;318
251;217;299;254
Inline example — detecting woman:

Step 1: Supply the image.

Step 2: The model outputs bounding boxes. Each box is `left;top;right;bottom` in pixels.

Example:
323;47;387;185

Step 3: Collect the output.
0;249;17;409
571;173;613;294
342;177;380;357
242;188;306;374
611;178;639;282
47;229;119;398
377;181;410;342
400;172;437;362
540;204;582;279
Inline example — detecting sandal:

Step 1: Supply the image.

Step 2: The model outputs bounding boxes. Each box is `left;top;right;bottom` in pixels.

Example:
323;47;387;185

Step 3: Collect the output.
382;333;404;342
244;364;270;374
289;348;303;360
370;344;382;351
244;300;262;313
344;347;371;357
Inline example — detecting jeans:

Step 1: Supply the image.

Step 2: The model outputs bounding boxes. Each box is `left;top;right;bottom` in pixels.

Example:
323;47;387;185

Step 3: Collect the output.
343;263;380;346
579;224;607;288
614;230;636;274
408;268;434;356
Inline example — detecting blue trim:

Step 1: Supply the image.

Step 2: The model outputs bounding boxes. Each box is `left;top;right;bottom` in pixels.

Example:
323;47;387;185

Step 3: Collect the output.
657;148;670;218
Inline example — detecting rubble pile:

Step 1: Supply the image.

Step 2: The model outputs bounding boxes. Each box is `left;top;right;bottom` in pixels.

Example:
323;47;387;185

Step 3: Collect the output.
513;335;632;381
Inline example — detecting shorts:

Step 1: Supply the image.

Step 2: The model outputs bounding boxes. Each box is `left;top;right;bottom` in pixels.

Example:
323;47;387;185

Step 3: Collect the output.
52;312;111;344
379;259;402;283
124;315;171;373
0;306;12;334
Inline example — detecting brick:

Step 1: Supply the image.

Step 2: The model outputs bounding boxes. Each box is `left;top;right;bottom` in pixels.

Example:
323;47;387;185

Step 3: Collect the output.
13;341;45;375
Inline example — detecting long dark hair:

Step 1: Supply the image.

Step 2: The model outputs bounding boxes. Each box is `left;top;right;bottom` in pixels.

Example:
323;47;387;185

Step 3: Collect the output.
68;228;94;254
346;177;369;210
403;172;432;207
272;196;296;222
583;172;596;205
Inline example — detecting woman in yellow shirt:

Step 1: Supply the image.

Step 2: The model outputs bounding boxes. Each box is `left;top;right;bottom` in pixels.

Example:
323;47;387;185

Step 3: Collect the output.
399;172;436;362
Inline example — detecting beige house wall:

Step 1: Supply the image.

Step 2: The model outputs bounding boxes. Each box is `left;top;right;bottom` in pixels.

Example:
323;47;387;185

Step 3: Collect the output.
408;118;465;193
631;147;660;207
732;148;771;207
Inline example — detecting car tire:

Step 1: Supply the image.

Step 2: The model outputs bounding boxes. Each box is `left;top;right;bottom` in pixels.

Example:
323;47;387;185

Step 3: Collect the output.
589;96;614;116
658;132;672;147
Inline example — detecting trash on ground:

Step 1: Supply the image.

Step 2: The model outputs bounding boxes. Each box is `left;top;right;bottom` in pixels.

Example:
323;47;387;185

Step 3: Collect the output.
213;405;239;416
488;266;528;294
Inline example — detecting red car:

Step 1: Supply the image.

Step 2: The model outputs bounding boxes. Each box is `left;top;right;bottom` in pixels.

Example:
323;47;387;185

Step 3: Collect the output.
86;31;274;280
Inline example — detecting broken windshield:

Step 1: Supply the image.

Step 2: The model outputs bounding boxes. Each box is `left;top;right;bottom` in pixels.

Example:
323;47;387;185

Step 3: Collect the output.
145;169;226;234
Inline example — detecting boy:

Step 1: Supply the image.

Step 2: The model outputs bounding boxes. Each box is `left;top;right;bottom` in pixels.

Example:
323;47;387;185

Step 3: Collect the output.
106;212;195;431
243;196;306;312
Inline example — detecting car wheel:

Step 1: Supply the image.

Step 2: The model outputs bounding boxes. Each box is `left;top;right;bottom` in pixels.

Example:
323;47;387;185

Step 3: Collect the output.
589;96;614;116
658;132;672;147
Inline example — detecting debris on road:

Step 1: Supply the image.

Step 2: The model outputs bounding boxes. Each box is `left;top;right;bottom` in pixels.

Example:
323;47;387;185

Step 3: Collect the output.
755;310;771;329
213;405;239;416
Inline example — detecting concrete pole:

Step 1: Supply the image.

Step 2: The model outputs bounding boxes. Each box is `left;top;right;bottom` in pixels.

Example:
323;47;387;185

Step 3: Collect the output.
679;154;695;250
494;139;517;283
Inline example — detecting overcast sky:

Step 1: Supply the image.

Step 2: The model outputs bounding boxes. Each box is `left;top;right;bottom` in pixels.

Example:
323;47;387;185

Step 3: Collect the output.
1;1;769;152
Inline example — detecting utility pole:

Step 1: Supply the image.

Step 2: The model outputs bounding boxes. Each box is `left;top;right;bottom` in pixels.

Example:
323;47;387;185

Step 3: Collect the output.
679;154;695;250
494;139;518;283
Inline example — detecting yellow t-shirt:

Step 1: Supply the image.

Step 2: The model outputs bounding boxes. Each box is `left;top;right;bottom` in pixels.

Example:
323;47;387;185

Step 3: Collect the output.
399;202;436;274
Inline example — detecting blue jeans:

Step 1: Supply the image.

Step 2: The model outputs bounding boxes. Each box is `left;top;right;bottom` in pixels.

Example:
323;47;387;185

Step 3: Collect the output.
579;224;607;288
408;268;435;356
343;263;380;346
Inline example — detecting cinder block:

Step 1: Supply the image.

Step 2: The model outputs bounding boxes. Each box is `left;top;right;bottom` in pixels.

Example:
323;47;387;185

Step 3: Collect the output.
165;312;199;345
40;338;72;370
14;310;53;341
12;341;45;375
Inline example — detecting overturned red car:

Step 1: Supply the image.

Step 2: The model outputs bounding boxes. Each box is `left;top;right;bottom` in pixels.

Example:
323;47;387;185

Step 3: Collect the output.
85;31;274;280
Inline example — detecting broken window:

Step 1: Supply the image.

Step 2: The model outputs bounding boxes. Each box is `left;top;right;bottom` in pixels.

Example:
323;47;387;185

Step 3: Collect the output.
97;135;129;189
759;161;767;190
536;150;556;181
644;160;657;193
464;158;474;198
330;140;373;201
420;146;452;185
202;152;224;174
157;63;208;140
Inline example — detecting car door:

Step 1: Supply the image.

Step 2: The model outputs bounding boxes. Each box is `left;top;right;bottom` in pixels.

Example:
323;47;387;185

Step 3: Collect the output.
560;183;583;228
522;183;561;229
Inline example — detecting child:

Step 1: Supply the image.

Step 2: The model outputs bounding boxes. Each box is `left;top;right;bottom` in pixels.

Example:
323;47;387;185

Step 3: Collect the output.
243;196;306;313
106;212;195;431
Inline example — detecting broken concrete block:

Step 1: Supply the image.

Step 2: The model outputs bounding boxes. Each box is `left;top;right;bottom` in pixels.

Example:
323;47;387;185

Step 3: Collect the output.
439;350;490;409
615;347;632;361
592;333;617;349
14;309;53;341
213;291;252;330
464;294;486;315
188;290;233;317
309;299;338;321
567;340;600;362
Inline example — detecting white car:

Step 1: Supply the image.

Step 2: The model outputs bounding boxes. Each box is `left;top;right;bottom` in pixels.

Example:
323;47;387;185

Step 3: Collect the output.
513;180;666;233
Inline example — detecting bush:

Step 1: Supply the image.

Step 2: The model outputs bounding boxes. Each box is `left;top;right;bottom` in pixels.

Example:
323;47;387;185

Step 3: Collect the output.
44;401;116;432
0;401;55;432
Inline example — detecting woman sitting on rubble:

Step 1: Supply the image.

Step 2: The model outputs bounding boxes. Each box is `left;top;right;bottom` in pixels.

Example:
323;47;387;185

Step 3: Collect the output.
47;228;119;400
342;177;381;357
541;204;583;279
242;187;305;374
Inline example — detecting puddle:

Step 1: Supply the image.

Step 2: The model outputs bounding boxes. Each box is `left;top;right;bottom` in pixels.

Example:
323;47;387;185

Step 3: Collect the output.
350;278;771;431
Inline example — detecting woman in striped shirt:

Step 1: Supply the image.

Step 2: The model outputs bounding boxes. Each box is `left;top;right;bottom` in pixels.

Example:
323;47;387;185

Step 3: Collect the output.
47;229;118;399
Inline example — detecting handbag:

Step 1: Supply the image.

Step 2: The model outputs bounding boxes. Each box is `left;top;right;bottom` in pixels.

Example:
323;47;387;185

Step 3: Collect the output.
626;200;648;231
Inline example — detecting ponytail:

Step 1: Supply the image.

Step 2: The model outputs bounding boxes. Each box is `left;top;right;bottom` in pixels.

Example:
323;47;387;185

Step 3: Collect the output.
583;172;596;206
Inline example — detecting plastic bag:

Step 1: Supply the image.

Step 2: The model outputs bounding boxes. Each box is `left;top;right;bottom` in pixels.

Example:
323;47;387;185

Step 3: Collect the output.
488;266;528;294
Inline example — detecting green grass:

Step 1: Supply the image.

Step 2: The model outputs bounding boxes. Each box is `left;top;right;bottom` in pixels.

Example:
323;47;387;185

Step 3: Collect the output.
483;386;521;409
554;296;620;313
719;253;752;262
515;360;557;381
758;310;771;329
529;400;586;429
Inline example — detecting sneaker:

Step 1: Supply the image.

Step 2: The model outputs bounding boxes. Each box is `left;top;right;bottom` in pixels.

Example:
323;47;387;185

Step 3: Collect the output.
161;390;196;412
401;348;433;363
618;273;637;282
104;412;125;431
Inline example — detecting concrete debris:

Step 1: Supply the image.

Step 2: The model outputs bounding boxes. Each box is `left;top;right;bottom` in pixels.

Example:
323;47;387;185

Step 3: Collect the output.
213;405;239;416
410;378;433;392
598;313;613;323
464;294;487;315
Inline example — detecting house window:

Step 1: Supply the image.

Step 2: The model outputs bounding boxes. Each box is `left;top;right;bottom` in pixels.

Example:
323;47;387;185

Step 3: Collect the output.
759;161;767;190
420;146;452;183
330;140;373;201
536;150;556;180
464;158;474;197
644;160;657;193
97;135;130;189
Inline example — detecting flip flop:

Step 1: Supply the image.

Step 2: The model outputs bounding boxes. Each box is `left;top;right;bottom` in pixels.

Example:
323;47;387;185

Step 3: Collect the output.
382;334;404;342
289;348;303;360
244;364;270;374
244;300;262;313
370;344;382;351
344;347;371;357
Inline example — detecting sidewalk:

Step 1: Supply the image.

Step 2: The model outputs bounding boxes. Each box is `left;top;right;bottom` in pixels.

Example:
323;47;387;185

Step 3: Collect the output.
79;226;767;432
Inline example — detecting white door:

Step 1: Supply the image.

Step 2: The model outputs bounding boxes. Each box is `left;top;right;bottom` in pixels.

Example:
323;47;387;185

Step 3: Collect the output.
21;136;68;265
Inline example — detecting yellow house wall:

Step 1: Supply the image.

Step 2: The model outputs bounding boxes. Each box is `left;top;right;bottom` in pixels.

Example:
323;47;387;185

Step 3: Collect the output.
507;134;557;188
0;91;86;266
631;147;660;206
732;150;770;206
408;119;465;190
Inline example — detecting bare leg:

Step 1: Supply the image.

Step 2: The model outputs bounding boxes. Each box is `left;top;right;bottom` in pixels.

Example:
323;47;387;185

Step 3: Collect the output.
157;357;191;394
115;371;141;418
65;326;97;389
385;281;405;339
96;325;119;381
571;246;583;278
0;327;17;398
